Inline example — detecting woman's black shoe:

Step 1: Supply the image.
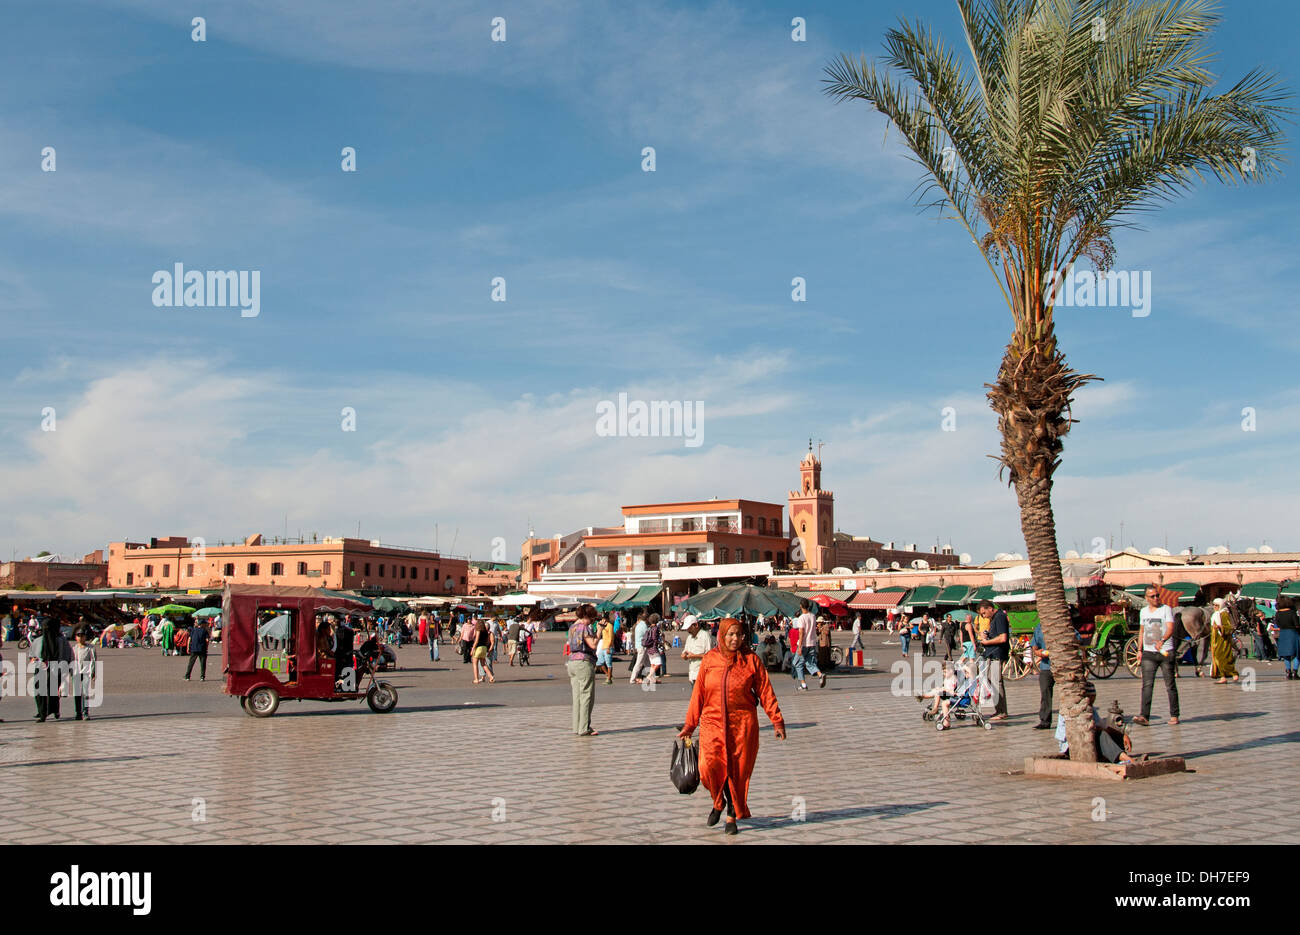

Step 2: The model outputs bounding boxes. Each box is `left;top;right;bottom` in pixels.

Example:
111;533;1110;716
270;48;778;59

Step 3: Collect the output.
706;809;722;827
724;821;739;835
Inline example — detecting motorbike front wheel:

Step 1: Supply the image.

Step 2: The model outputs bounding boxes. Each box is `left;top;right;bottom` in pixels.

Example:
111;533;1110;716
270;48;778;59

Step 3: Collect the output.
367;681;398;713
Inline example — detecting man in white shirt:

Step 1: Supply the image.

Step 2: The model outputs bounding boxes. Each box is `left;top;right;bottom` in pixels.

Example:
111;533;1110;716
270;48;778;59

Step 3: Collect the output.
680;615;712;683
849;613;863;653
1134;586;1180;726
790;602;825;691
629;614;651;684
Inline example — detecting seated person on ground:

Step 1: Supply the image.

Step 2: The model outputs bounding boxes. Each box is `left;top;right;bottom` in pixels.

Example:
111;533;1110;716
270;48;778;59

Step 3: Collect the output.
1054;681;1135;764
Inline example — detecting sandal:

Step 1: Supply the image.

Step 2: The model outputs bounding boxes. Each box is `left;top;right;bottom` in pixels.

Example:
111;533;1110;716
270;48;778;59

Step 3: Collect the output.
579;729;599;736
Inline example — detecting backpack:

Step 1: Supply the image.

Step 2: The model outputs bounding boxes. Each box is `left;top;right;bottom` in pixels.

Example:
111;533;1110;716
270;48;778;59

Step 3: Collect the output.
568;624;589;656
643;624;661;654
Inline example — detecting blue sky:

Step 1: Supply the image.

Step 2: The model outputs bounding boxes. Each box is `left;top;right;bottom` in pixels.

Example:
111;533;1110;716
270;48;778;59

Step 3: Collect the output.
2;0;1298;565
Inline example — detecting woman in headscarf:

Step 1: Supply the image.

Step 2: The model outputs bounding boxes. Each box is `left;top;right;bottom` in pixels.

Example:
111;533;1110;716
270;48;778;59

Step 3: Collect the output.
33;617;67;722
678;617;785;835
1210;599;1239;683
159;615;176;656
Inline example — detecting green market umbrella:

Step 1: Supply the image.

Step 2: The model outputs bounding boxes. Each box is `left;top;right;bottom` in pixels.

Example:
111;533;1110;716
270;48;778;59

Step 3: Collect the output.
370;597;407;614
192;607;222;619
678;584;804;621
144;604;197;616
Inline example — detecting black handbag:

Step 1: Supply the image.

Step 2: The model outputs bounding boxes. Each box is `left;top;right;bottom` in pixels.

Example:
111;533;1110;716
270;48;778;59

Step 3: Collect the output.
670;736;700;794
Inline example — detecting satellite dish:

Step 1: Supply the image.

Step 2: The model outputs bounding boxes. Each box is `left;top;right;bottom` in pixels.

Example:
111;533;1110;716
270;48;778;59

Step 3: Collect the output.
1064;550;1080;559
1245;547;1259;554
1260;545;1274;554
890;561;900;570
865;558;880;571
1010;553;1024;561
911;559;930;570
959;553;971;565
1149;547;1170;556
1179;549;1193;556
831;567;853;575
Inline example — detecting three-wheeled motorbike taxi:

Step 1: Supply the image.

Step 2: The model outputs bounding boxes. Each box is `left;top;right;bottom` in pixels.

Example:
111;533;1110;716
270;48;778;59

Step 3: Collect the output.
222;584;398;718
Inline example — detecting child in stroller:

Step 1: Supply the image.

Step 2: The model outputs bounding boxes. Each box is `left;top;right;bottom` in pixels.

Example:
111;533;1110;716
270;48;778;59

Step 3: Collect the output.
918;658;990;731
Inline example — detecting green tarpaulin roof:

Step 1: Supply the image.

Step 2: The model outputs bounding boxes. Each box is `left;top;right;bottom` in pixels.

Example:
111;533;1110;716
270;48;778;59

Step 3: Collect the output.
1241;581;1280;601
607;587;639;604
617;585;663;608
903;585;942;606
1280;581;1300;598
968;586;997;603
679;583;803;620
935;585;970;605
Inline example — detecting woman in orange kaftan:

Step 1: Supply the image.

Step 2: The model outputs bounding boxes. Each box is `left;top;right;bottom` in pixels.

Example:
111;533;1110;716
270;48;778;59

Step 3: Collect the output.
678;617;786;834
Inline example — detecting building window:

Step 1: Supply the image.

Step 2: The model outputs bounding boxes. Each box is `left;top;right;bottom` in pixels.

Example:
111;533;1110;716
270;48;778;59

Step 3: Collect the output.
764;551;773;562
126;572;134;585
410;566;417;579
270;562;284;576
186;563;194;578
143;564;153;577
223;563;235;576
297;562;308;575
348;561;354;575
719;547;729;563
324;561;332;575
248;563;259;575
400;565;406;579
424;567;428;580
778;551;786;565
685;550;698;564
364;563;371;576
750;549;759;562
575;553;588;572
461;576;467;585
644;550;660;570
744;515;753;528
379;564;385;577
757;517;766;533
161;564;170;578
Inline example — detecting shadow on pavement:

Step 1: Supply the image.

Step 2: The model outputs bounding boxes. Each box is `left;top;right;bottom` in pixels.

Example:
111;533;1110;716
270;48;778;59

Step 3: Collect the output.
272;703;506;718
1171;711;1266;724
0;752;182;769
1181;729;1300;759
742;800;949;831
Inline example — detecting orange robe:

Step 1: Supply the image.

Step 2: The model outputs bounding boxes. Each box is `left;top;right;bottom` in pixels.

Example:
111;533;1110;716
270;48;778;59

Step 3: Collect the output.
682;648;785;819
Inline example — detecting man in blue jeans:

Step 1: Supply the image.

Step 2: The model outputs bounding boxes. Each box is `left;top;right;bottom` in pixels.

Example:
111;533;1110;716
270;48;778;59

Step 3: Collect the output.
1029;622;1053;729
790;601;825;691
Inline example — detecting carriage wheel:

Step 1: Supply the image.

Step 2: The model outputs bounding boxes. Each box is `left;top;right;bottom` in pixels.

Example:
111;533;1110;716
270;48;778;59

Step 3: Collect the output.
1087;644;1119;679
1123;636;1141;677
244;686;279;718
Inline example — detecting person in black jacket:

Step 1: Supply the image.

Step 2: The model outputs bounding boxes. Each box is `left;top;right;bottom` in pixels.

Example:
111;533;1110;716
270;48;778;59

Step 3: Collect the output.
184;620;209;680
1276;597;1300;680
333;616;356;690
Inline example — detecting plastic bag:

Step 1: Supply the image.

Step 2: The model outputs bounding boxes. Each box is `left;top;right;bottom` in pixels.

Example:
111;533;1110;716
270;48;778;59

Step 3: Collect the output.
670;736;699;794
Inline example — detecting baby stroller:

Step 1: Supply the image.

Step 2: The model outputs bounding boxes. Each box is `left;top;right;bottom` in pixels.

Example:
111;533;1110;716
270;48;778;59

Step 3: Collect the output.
920;676;992;731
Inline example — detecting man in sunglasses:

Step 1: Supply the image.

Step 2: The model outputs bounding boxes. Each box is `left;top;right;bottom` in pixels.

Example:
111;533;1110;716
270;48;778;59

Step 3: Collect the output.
1134;587;1180;726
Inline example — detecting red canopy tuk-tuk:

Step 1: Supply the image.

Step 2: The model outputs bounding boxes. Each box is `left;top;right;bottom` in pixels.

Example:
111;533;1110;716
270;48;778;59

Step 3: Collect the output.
222;584;398;718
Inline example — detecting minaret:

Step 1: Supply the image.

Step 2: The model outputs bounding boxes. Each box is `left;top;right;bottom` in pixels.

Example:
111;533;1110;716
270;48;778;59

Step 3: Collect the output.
788;441;834;573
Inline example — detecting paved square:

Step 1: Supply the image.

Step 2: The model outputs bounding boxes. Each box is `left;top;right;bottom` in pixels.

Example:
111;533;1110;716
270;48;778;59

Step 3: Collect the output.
1;636;1295;844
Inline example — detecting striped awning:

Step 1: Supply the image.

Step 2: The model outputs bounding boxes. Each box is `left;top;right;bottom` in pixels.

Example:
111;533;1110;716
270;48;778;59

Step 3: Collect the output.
848;590;906;610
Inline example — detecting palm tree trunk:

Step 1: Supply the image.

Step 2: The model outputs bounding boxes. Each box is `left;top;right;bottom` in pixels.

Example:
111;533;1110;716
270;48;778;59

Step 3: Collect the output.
990;333;1099;762
1013;472;1096;762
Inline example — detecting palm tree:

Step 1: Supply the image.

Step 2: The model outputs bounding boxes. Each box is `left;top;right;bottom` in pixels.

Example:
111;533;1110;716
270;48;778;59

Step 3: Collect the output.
824;0;1287;760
